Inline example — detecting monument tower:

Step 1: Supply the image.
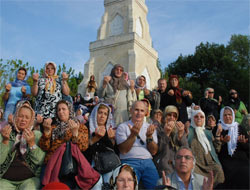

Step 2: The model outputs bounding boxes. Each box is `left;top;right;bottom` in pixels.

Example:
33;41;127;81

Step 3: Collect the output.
78;0;160;96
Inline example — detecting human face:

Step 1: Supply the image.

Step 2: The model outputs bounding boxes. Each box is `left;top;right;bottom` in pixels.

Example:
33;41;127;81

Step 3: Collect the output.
46;63;55;76
153;112;162;123
223;109;233;124
165;112;178;122
208;89;214;99
207;117;216;128
194;113;205;127
175;149;194;175
97;107;109;126
131;102;146;123
158;79;167;92
57;103;70;122
17;69;26;81
116;170;135;190
170;78;178;88
114;66;123;78
138;76;146;87
230;89;238;99
16;107;32;131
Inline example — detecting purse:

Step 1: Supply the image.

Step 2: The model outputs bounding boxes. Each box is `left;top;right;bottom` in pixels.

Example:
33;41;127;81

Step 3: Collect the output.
94;147;121;174
59;141;78;178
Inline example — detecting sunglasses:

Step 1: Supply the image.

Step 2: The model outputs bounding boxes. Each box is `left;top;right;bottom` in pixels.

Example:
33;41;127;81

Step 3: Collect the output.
208;91;214;94
230;92;237;95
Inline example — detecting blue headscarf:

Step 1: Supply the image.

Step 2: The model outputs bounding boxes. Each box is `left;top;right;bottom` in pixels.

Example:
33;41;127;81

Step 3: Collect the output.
10;68;29;87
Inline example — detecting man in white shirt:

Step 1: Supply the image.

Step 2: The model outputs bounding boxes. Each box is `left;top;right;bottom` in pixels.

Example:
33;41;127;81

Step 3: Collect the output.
116;100;159;189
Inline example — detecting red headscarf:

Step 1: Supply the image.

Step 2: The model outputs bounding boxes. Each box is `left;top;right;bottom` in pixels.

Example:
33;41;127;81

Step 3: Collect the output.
169;75;182;104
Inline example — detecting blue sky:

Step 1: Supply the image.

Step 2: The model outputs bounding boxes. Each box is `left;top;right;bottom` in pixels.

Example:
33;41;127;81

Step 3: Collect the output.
0;0;249;75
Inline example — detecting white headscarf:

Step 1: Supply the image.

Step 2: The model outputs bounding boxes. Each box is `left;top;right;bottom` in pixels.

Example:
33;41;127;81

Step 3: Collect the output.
191;108;211;154
219;106;238;156
89;103;115;135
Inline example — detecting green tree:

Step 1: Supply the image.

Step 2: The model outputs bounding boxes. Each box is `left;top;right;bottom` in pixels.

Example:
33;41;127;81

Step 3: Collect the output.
165;34;249;108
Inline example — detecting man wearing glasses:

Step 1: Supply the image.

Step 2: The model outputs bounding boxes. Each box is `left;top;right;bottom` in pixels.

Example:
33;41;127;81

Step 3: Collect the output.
199;87;222;122
115;101;159;189
157;146;213;190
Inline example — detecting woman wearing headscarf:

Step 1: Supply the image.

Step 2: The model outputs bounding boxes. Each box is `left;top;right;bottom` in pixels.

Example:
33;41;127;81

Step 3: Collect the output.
228;89;248;124
3;67;31;121
188;106;224;187
98;64;137;126
217;106;249;189
39;100;100;189
0;102;45;189
109;164;138;190
31;61;70;119
84;103;117;183
199;87;222;122
168;75;192;124
153;105;188;177
135;75;160;112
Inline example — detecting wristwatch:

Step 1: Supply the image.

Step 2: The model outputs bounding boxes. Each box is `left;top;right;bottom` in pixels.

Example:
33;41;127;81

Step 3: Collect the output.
30;144;37;150
146;138;153;144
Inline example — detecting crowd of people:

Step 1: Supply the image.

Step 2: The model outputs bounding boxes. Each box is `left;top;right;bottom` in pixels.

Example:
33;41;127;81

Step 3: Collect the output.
0;62;249;190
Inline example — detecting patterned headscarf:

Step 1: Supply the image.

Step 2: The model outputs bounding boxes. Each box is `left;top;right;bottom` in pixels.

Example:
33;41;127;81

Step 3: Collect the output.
44;61;58;94
219;106;239;156
135;75;146;89
52;100;78;140
191;107;211;154
13;102;35;155
89;103;115;135
109;64;129;92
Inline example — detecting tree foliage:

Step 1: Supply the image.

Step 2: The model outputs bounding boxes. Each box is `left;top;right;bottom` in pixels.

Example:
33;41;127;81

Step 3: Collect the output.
0;59;83;108
165;34;249;107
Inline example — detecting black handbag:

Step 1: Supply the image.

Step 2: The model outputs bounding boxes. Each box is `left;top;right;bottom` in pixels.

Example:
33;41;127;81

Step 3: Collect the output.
59;141;78;178
94;147;121;174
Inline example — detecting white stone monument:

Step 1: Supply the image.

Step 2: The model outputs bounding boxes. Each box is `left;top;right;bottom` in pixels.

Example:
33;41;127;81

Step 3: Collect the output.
78;0;161;96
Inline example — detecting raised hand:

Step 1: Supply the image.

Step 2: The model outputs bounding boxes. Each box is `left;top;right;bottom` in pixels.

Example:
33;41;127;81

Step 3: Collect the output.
5;83;12;92
184;120;190;135
220;135;230;143
238;135;248;143
62;72;68;81
215;123;222;137
68;119;80;137
128;121;142;137
23;128;35;147
43;118;53;134
21;86;26;94
164;121;175;137
162;171;171;186
1;125;12;144
103;76;111;86
168;89;174;96
202;171;213;190
176;121;185;138
95;126;106;138
146;124;156;138
32;73;39;82
107;126;116;139
36;114;44;124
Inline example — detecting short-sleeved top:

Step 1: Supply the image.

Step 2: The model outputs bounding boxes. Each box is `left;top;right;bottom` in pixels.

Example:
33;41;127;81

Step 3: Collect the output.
34;77;62;118
116;120;158;160
7;86;31;105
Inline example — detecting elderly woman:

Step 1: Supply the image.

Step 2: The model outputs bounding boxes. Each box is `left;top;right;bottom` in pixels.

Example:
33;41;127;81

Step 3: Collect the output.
188;106;224;187
199;87;222;122
218;106;249;189
109;164;138;190
168;75;193;124
154;105;188;177
0;102;45;189
98;64;136;126
31;61;70;119
39;100;101;189
3;67;31;121
85;103;117;182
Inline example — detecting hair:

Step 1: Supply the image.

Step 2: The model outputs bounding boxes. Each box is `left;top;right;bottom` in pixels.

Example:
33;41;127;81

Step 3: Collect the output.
204;87;213;96
18;67;27;76
174;146;196;168
98;104;110;116
131;100;147;112
158;78;167;83
116;165;137;189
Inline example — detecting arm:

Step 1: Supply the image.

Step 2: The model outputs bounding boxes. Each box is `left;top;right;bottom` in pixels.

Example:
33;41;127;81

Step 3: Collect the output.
146;124;158;155
61;72;70;96
71;123;89;151
2;83;11;101
0;126;12;164
31;73;39;96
